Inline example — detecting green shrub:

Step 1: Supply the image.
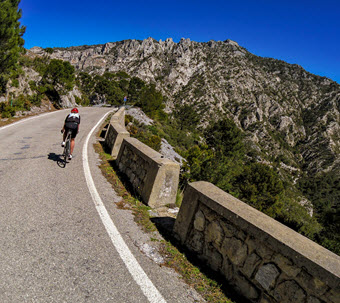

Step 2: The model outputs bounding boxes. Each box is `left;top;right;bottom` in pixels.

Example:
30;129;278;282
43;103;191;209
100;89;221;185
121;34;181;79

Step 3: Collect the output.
0;103;16;118
29;80;37;91
75;95;89;106
42;59;75;93
233;163;284;212
28;93;42;106
173;103;200;131
44;47;54;54
269;194;322;239
12;79;19;88
125;114;133;125
13;94;31;111
135;83;166;119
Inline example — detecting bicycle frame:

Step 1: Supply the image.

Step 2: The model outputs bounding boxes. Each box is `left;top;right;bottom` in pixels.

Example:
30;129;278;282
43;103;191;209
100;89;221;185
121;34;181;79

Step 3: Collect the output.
63;130;72;165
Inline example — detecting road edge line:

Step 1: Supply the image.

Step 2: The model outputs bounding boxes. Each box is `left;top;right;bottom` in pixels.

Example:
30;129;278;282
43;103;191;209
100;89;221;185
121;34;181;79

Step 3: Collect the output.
82;111;167;303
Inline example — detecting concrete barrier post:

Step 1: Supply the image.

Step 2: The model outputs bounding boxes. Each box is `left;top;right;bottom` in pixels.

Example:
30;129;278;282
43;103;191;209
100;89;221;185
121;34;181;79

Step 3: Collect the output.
110;107;125;127
104;107;130;159
105;123;130;159
116;137;180;208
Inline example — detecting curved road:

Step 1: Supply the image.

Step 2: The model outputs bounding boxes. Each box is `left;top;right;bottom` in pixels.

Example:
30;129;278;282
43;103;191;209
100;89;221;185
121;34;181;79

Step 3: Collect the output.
0;108;200;303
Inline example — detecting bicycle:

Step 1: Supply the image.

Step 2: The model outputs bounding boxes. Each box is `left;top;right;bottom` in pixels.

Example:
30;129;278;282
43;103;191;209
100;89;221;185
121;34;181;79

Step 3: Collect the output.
62;130;72;166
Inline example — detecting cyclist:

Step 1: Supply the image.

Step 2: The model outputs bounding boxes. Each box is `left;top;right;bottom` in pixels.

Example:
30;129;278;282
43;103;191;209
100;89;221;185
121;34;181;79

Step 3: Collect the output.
61;108;80;160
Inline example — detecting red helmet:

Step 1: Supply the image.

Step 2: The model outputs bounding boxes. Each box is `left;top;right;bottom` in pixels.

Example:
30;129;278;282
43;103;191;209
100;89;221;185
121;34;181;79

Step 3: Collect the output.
71;108;78;113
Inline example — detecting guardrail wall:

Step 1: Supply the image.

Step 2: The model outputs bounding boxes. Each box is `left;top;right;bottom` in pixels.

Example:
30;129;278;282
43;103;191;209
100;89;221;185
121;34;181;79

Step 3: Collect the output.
174;181;340;303
104;107;180;208
104;107;130;159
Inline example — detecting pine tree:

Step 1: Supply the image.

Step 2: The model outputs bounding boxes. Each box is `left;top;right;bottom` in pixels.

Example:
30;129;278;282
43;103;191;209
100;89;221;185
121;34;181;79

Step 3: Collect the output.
0;0;26;93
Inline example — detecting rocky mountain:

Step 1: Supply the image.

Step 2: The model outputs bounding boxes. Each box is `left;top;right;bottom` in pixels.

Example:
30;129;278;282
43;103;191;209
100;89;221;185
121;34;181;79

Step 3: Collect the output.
28;38;339;180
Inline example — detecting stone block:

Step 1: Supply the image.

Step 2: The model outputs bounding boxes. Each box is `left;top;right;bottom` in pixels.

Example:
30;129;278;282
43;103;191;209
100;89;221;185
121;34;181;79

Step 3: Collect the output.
242;252;262;278
140;169;146;180
131;161;137;171
193;210;205;231
325;289;340;303
307;296;323;303
204;243;223;272
132;177;139;189
110;106;125;127
234;272;259;300
222;257;233;280
260;294;277;303
238;229;247;241
205;220;224;247
297;269;328;296
187;231;204;253
220;219;237;238
273;254;301;278
201;204;218;222
245;237;257;254
129;172;136;183
126;168;132;180
255;263;280;291
221;237;248;266
274;280;306;303
122;146;128;156
256;243;274;261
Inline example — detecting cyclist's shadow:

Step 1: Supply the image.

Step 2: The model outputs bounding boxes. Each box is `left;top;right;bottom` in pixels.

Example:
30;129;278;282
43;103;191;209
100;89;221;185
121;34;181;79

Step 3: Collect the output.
48;153;67;168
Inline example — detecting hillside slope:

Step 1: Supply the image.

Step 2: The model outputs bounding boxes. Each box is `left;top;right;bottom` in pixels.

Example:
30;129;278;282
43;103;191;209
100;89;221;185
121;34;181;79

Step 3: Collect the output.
29;38;339;179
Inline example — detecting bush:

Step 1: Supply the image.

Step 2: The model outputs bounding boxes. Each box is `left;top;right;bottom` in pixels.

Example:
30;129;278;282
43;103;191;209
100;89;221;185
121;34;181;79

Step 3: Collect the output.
12;79;19;88
44;47;54;54
28;93;42;106
135;83;166;118
42;59;75;93
173;103;200;131
0;103;16;118
0;76;8;94
75;95;89;106
233;163;284;211
269;194;322;239
12;94;31;111
134;130;161;151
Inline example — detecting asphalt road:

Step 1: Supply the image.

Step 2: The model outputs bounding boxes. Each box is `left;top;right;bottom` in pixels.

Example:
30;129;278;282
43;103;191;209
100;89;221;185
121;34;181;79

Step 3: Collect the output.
0;108;201;303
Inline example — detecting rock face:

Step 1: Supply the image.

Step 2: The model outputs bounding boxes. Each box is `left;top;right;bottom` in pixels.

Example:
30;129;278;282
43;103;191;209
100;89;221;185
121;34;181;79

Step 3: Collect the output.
0;67;40;103
28;38;339;178
59;87;82;108
0;65;81;108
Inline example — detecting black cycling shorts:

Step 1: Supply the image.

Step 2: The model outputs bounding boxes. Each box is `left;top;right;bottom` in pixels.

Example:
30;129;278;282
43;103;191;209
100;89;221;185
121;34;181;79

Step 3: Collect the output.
65;126;78;139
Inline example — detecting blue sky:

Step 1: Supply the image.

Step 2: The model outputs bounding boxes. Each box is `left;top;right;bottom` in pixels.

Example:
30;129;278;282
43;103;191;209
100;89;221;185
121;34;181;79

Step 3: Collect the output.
20;0;340;83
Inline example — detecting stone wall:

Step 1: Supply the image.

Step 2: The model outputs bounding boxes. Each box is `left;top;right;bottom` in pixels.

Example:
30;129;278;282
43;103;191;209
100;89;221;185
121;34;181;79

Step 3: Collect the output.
105;123;130;159
116;137;180;208
104;107;130;159
174;181;340;303
109;106;125;127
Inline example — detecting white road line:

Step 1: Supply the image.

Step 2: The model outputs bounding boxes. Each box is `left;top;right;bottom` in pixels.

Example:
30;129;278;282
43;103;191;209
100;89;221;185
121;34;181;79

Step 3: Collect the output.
0;111;64;131
82;112;167;303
